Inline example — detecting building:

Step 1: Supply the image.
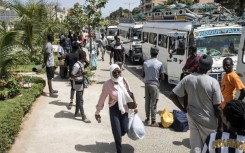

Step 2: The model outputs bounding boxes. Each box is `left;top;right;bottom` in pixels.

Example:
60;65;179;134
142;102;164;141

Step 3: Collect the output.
0;7;18;30
140;0;166;15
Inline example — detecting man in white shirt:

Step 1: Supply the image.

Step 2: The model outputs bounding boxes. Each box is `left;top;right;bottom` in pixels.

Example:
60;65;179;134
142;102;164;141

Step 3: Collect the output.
43;34;58;97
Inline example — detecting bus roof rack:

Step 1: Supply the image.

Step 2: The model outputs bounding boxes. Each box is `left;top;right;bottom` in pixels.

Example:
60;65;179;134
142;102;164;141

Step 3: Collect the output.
147;3;240;26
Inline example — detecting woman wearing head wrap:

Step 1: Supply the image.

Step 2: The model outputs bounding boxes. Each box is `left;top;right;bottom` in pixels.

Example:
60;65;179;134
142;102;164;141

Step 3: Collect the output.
95;64;134;153
202;100;245;153
85;33;98;70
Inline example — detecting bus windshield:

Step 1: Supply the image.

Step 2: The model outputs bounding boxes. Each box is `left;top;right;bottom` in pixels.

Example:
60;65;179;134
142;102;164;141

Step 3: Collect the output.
132;28;142;40
107;28;117;36
195;34;241;57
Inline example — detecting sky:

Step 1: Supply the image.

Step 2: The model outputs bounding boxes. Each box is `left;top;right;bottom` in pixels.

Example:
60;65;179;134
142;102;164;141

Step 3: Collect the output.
54;0;141;17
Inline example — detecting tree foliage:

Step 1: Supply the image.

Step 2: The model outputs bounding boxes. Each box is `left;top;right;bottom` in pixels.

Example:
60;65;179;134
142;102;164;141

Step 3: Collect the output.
0;0;66;77
65;3;87;32
216;0;244;16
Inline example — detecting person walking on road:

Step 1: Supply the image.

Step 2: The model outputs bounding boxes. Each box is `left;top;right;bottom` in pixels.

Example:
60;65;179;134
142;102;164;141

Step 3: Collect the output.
42;34;58;97
220;57;245;109
142;46;165;127
202;100;245;153
98;33;107;61
71;50;90;123
169;55;223;153
65;42;79;109
95;64;133;153
86;34;98;70
66;42;88;109
110;37;125;69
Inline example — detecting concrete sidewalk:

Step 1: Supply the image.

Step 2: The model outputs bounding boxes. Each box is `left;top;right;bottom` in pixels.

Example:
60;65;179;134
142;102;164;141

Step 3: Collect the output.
9;51;190;153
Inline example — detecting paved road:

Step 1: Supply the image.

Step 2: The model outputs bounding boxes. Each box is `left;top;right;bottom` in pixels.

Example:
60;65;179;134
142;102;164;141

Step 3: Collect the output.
9;51;190;153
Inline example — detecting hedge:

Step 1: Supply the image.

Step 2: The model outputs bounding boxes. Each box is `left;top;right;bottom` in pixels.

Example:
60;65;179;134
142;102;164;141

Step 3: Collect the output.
0;76;45;153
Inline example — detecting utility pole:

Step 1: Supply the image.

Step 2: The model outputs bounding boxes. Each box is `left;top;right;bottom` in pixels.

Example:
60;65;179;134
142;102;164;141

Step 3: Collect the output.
124;1;135;11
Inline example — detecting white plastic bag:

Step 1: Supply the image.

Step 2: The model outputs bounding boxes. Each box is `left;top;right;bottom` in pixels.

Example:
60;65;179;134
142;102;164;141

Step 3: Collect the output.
127;113;145;140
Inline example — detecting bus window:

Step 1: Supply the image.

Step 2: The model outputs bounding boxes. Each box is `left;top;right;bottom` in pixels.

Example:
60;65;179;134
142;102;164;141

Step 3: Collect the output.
158;34;167;48
176;37;185;55
143;32;148;42
149;33;157;45
169;36;176;53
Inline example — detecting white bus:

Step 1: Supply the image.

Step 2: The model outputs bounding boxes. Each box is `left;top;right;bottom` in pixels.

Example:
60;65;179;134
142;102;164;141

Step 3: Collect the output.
142;9;242;85
118;22;143;64
236;22;245;86
105;25;118;50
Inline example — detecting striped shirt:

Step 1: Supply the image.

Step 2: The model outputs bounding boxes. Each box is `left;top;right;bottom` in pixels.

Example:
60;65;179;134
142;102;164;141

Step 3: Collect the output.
202;132;245;153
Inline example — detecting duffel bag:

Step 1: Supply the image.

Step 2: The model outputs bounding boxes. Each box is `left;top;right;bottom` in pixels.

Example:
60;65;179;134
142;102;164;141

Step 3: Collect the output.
172;110;189;132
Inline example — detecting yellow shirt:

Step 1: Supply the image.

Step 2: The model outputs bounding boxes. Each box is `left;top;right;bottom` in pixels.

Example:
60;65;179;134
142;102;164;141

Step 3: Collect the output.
221;71;245;109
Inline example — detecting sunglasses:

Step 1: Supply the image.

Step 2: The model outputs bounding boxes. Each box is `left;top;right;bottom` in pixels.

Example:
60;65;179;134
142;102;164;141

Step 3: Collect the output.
113;70;121;74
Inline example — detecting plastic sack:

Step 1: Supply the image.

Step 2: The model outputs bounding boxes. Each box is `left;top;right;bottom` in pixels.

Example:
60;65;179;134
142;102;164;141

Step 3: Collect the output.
127;113;145;140
161;108;174;128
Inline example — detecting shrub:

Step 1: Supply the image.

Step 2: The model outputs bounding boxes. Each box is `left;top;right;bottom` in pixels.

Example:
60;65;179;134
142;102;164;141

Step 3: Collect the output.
0;76;45;153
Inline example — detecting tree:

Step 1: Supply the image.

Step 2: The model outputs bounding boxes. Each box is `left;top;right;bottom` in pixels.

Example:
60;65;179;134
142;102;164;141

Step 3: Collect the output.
83;0;108;63
132;7;140;15
65;3;87;32
3;0;66;55
215;0;244;16
0;0;66;76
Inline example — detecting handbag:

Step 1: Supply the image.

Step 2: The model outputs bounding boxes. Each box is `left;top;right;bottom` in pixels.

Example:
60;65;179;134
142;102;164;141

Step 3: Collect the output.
122;78;137;109
127;91;137;109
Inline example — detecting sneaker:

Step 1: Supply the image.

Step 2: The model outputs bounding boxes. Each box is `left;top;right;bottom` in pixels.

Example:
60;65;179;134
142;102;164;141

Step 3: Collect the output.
151;121;160;127
144;118;150;126
82;117;91;123
50;93;58;98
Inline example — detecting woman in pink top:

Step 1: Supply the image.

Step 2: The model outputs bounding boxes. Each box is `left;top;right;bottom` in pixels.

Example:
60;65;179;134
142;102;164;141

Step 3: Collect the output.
95;64;133;153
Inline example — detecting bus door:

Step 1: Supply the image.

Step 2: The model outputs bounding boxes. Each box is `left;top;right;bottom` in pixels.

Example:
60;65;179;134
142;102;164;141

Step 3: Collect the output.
236;26;245;99
166;32;188;85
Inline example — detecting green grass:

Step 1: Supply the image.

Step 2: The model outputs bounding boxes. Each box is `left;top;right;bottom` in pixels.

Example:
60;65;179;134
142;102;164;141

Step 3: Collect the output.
9;65;36;72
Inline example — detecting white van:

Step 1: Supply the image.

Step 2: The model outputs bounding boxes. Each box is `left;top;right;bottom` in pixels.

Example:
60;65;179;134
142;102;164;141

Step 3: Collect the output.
105;25;118;50
142;9;242;85
118;22;143;64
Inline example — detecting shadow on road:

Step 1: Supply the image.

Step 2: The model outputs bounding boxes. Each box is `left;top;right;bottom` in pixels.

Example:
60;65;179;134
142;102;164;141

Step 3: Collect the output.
49;100;69;107
96;81;106;84
75;142;134;153
54;110;75;119
173;138;190;149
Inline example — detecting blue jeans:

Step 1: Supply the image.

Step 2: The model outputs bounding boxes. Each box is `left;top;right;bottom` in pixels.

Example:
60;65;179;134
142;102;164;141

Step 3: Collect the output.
109;103;128;153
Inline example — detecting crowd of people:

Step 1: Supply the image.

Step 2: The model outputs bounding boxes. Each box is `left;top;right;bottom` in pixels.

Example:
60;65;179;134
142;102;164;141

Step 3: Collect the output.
42;31;245;153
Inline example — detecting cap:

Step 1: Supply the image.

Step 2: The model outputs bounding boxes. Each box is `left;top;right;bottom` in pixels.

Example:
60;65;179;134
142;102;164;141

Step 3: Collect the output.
150;46;159;54
199;55;213;70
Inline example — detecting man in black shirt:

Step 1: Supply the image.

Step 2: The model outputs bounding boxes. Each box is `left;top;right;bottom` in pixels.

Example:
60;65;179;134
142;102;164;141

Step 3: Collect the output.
109;37;125;69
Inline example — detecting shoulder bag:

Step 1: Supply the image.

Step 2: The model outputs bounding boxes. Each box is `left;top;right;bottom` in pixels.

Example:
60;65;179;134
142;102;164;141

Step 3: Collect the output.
123;78;137;109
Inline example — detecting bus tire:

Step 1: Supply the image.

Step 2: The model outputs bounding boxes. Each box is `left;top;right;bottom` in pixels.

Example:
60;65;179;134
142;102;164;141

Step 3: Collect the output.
130;52;136;65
